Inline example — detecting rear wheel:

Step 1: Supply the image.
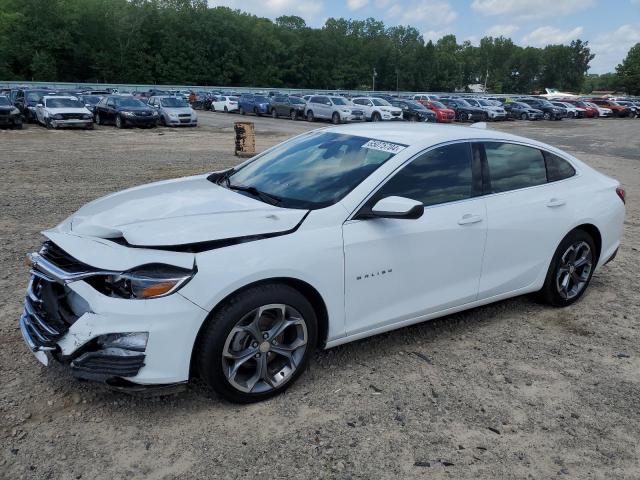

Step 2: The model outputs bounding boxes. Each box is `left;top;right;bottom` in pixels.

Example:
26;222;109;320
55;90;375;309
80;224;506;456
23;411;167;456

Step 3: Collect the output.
538;230;596;307
95;112;103;125
224;106;228;113
290;110;297;121
520;112;528;120
196;284;317;403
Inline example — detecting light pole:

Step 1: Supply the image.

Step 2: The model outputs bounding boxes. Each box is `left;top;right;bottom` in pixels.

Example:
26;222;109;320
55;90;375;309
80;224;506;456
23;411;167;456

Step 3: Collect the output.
396;68;399;96
372;67;377;92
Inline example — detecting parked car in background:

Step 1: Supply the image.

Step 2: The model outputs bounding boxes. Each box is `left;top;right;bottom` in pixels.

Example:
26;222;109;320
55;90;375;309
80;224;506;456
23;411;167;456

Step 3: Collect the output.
519;98;565;120
551;102;584;118
238;94;270;116
95;95;158;128
210;95;239;113
389;99;436;122
77;94;103;115
269;95;307;120
19;123;625;403
305;95;365;124
0;95;22;129
425;100;455;123
350;97;402;121
503;101;544;120
14;89;54;123
465;98;507;121
583;101;612;117
614;100;638;118
413;94;440;104
439;98;486;122
35;96;93;129
589;99;630;117
148;96;197;127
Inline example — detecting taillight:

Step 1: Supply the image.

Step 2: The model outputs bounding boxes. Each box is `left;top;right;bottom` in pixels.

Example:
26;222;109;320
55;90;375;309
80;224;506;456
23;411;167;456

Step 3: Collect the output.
616;186;626;204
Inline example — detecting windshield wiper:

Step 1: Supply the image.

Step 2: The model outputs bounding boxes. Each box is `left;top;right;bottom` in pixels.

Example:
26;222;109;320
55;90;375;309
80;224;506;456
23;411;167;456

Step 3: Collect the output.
227;183;282;206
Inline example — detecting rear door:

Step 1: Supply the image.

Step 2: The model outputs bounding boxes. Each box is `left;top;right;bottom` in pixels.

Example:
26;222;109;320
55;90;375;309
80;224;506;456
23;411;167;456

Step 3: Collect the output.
478;142;578;299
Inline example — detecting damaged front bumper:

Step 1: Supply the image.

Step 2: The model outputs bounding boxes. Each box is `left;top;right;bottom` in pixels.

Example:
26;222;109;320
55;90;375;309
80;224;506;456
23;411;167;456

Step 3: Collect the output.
20;240;208;390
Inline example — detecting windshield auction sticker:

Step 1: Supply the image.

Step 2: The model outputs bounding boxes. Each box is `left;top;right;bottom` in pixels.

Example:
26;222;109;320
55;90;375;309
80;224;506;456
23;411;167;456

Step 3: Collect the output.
361;140;406;154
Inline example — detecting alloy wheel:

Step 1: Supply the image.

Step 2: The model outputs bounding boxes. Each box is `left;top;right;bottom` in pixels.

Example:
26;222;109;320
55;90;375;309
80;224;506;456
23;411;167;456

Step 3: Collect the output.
222;304;308;394
555;241;593;300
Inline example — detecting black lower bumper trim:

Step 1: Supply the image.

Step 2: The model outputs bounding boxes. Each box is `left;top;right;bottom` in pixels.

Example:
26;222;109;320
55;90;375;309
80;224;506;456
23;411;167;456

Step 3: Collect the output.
71;351;145;378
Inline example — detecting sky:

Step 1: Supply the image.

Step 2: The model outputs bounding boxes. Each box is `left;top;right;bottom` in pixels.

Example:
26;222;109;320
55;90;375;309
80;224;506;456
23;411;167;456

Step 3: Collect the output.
208;0;640;73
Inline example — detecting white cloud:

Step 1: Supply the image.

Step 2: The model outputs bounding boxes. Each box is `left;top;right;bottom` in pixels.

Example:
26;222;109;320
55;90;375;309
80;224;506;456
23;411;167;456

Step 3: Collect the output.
522;26;584;46
471;0;596;21
387;0;457;27
422;30;449;42
485;24;519;37
347;0;369;10
209;0;323;19
589;24;640;73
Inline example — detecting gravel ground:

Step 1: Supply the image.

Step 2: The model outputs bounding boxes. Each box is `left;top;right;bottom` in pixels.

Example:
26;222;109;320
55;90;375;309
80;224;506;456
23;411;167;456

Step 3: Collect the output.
1;113;639;480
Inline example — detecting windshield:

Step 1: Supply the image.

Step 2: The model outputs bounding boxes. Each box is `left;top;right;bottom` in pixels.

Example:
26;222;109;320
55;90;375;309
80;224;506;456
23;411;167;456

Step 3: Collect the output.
0;96;10;106
115;97;145;107
479;100;494;106
254;96;269;103
406;100;426;110
455;99;471;107
372;98;391;106
81;96;101;104
514;102;529;108
26;91;48;102
226;132;404;209
430;101;446;109
539;100;554;107
331;97;348;105
46;98;83;108
290;97;306;105
160;97;189;107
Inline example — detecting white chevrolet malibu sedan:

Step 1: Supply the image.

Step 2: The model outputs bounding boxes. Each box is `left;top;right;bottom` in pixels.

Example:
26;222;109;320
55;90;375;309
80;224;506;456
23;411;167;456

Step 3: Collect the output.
21;123;625;402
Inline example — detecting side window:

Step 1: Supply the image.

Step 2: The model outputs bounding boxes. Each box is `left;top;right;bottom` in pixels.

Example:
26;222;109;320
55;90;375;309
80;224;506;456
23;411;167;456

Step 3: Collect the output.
352;99;363;105
545;151;576;182
376;143;475;207
310;96;321;104
484;142;547;193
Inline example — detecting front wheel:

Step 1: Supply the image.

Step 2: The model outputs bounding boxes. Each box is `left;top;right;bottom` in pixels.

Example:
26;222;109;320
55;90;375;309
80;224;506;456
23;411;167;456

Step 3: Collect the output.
331;112;340;124
196;284;317;403
115;115;124;128
306;110;314;122
371;112;381;122
520;112;528;120
239;107;245;115
290;110;297;121
271;109;277;119
537;230;596;307
224;106;228;113
543;112;551;120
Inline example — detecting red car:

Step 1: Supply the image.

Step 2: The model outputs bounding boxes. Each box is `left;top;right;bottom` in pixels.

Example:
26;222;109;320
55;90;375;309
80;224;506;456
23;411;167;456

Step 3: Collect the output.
426;100;456;123
562;99;598;118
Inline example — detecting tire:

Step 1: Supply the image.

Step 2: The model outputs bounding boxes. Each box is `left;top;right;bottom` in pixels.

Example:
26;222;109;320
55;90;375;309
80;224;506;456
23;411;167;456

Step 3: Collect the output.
482;112;489;121
115;115;123;129
211;105;216;112
13;122;23;130
306;110;314;122
271;109;277;119
543;112;551;120
408;115;416;122
45;118;52;129
290;110;297;121
224;106;228;113
96;113;103;125
331;112;340;124
254;108;261;117
239;107;245;115
160;115;166;126
371;112;381;122
520;112;528;120
85;123;94;130
196;283;318;403
537;229;597;307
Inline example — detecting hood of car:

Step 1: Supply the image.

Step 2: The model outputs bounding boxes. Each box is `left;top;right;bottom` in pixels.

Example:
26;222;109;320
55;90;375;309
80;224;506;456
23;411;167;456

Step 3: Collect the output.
161;107;193;114
0;106;15;113
46;107;91;114
116;106;153;112
64;175;307;248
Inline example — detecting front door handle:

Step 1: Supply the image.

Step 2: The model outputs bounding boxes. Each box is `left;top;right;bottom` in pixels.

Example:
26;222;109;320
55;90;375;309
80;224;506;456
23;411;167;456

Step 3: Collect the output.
458;214;483;225
547;198;566;208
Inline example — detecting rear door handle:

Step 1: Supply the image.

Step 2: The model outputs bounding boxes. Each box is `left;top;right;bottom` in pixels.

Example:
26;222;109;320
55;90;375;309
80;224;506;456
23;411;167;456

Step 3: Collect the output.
547;198;566;208
458;214;483;225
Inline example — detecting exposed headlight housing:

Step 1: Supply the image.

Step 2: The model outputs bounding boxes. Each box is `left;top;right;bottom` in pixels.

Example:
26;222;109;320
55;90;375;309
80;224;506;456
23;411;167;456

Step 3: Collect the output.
88;264;195;299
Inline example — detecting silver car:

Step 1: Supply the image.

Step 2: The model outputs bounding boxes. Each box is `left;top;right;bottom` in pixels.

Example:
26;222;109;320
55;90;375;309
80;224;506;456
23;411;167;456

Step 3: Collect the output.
148;96;198;127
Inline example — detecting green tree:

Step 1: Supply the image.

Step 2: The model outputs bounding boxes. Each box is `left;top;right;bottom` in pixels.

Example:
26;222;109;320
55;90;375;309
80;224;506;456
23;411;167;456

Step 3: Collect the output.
616;43;640;95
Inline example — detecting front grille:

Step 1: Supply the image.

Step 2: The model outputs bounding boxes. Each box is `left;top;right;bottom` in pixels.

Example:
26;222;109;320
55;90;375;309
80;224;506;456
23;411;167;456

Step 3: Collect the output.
352;110;364;116
21;275;78;349
60;113;85;120
41;241;91;273
135;111;151;117
178;114;191;118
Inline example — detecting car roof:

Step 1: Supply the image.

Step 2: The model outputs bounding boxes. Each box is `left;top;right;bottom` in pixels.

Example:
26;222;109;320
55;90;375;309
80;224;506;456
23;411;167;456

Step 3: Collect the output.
322;123;546;149
43;95;77;100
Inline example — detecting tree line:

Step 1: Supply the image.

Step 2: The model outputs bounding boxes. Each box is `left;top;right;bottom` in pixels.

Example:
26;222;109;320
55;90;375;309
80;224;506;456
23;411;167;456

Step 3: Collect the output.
0;0;637;94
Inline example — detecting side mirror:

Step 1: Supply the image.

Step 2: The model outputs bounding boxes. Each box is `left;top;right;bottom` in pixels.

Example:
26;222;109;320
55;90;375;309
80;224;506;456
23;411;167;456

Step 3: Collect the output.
36;103;43;107
369;196;424;219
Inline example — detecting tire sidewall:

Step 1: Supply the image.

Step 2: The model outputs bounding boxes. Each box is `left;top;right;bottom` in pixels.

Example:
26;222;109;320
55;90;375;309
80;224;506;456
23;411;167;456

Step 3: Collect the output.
197;284;318;403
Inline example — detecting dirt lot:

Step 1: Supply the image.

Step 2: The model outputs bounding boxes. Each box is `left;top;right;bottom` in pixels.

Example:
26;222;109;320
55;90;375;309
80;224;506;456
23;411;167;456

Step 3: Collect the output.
1;114;639;479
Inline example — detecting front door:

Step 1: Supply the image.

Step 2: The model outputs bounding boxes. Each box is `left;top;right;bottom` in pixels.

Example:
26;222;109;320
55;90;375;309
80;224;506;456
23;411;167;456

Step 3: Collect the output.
343;142;488;336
